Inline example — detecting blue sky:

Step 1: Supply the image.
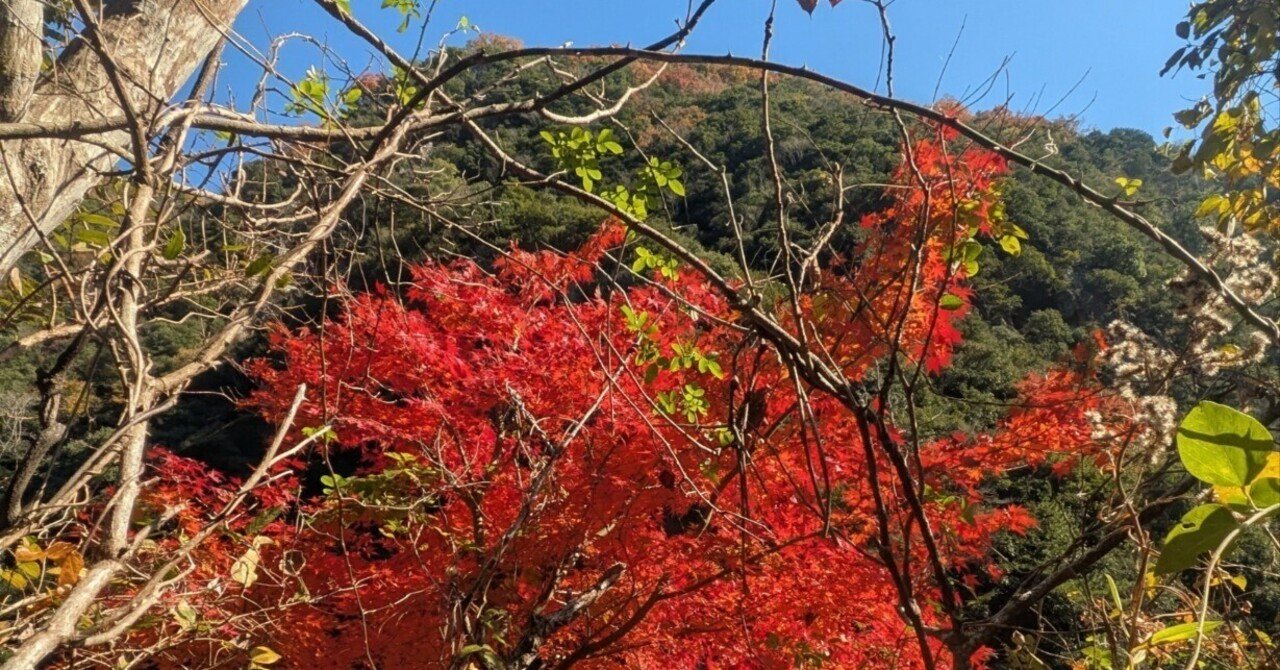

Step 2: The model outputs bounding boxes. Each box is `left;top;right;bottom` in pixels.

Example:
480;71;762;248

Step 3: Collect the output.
222;0;1200;135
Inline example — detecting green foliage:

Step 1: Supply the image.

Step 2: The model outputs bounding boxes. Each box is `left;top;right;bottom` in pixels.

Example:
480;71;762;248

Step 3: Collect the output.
391;65;419;107
639;156;686;198
1144;619;1223;647
1165;0;1280;236
631;245;680;280
540;127;619;192
1156;402;1279;575
1176;401;1273;488
381;0;420;32
286;67;329;118
539;126;685;225
1156;503;1239;575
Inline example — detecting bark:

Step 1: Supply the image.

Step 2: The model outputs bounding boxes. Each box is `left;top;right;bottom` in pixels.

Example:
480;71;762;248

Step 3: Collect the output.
0;0;43;121
0;0;248;273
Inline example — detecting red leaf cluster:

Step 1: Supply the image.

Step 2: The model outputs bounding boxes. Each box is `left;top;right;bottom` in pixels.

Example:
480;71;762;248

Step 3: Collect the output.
126;134;1114;669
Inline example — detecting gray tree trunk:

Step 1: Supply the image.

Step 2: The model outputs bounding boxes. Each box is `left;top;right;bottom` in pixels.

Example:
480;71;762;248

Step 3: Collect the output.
0;0;249;274
0;0;43;122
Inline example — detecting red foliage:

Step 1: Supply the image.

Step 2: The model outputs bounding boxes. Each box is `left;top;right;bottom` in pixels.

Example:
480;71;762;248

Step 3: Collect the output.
126;134;1114;669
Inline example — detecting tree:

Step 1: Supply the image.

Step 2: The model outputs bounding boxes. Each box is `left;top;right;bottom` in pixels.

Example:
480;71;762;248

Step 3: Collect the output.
88;136;1115;669
0;0;248;272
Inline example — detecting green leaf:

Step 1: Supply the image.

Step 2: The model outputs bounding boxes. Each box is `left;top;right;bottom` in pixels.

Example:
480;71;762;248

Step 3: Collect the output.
244;507;283;536
939;294;965;311
73;228;111;247
1146;620;1223;647
1177;401;1274;487
246;252;276;277
78;213;119;228
1080;643;1112;669
456;644;499;666
458;644;489;658
1104;573;1124;616
1155;503;1238;575
162;228;185;260
668;179;686;197
1248;477;1280;507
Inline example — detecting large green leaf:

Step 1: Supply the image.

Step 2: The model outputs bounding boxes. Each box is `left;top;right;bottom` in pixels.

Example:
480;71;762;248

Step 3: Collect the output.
1177;401;1274;487
1155;503;1238;575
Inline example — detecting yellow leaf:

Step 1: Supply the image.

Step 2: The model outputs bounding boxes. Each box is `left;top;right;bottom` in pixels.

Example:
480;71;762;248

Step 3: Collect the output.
0;569;28;590
1261;452;1280;480
13;542;43;563
1000;235;1022;256
1195;195;1226;218
1115;176;1143;196
1213;484;1249;506
250;646;282;665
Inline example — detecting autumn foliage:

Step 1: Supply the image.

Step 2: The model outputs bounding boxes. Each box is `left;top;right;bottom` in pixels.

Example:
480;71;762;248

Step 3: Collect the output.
115;133;1117;669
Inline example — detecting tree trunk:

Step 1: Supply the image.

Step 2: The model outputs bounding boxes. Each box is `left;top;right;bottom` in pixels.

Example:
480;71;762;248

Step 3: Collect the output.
0;0;43;122
0;0;249;273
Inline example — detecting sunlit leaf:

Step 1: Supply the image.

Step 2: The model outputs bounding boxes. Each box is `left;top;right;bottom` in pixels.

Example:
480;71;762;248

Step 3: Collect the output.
1177;401;1274;487
1155;503;1238;575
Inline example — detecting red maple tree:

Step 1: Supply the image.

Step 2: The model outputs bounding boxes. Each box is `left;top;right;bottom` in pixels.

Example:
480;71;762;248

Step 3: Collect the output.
124;130;1114;669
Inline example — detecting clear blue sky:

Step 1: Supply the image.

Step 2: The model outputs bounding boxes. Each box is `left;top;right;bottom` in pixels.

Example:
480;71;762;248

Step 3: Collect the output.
221;0;1200;136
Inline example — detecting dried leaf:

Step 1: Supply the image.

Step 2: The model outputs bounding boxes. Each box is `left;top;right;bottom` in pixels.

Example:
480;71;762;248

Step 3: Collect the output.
56;551;84;587
43;542;75;561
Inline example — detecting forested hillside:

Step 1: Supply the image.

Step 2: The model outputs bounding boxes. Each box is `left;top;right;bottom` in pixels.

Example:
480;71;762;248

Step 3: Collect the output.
19;59;1206;470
